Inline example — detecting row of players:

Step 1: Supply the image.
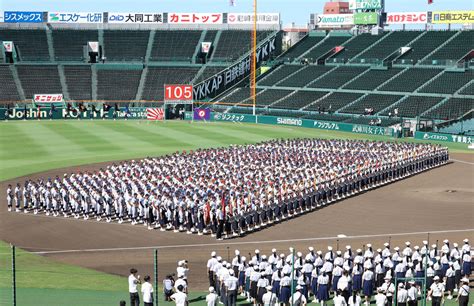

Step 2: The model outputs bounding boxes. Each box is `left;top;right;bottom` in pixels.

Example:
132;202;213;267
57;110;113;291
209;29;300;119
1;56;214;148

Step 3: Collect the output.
206;242;471;306
6;145;448;239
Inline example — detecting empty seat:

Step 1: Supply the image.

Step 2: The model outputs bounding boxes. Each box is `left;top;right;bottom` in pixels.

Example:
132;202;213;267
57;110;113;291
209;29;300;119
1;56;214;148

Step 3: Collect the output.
64;65;92;100
419;71;474;94
150;30;202;62
0;65;20;101
331;33;387;62
379;68;442;92
258;65;303;86
272;90;328;110
340;94;404;114
0;29;49;61
103;30;149;61
255;89;293;106
97;69;142;100
303;36;350;61
308;66;368;89
343;68;403;91
17;65;62;99
306;92;363;111
282;36;324;61
381;96;443;118
278;65;333;88
396;31;456;64
355;31;421;61
425;98;474;120
52;30;98;61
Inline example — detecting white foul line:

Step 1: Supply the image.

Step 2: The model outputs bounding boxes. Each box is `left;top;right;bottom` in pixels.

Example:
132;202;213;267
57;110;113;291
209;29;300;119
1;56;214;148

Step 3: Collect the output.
32;228;474;255
450;158;474;166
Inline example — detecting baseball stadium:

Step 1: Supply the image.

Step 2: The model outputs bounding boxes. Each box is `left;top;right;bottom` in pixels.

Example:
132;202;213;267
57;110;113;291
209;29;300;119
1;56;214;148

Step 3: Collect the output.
0;0;473;305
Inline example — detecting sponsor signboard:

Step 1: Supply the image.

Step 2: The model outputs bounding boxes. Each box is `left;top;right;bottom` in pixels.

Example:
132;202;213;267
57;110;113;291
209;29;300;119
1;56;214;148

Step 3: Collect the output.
349;0;382;10
4;11;44;23
193;36;277;100
414;131;473;144
227;13;280;24
146;108;164;120
2;41;13;53
34;94;64;103
354;12;379;25
431;11;474;24
107;12;164;23
316;14;354;27
48;12;103;23
386;12;428;24
168;13;223;24
193;108;211;121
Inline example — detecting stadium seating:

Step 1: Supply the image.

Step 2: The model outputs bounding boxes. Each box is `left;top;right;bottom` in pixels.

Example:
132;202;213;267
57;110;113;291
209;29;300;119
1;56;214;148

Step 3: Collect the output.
425;98;474;120
255;89;293;106
440;119;474;136
344;116;400;127
395;31;456;64
354;31;421;61
343;68;403;90
52;30;98;62
17;65;62;99
262;109;309;117
277;65;333;88
150;30;202;62
381;96;444;118
97;69;142;100
212;30;272;62
203;30;218;43
307;66;368;89
195;66;226;83
424;30;474;63
0;29;50;61
271;90;328;109
281;36;324;61
103;30;150;61
301;113;348;121
0;65;20;101
459;82;474;96
258;65;304;86
419;70;474;94
340;94;403;114
302;36;350;61
63;66;92;101
379;68;442;92
141;67;200;101
305;92;363;111
330;32;387;62
219;87;262;104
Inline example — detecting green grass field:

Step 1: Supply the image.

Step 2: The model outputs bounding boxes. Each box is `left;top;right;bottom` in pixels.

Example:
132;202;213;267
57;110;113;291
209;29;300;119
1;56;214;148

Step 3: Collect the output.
0;120;470;305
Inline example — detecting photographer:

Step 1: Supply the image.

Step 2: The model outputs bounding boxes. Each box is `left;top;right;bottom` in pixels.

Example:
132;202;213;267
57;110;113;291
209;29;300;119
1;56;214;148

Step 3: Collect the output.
129;268;141;306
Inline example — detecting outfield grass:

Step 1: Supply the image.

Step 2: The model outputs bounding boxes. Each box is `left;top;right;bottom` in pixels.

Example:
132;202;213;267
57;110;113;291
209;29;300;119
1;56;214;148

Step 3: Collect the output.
0;120;471;181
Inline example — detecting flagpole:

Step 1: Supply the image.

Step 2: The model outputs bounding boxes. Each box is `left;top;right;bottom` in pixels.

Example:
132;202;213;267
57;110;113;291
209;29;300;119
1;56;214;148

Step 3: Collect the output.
251;0;257;116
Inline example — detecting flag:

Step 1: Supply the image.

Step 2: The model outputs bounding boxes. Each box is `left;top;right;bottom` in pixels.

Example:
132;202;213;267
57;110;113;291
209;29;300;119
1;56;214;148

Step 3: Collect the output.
221;192;226;220
146;108;164;120
229;0;236;6
428;0;433;4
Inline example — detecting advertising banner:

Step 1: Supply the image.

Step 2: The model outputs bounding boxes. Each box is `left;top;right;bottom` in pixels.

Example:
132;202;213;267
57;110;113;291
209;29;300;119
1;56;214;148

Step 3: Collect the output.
88;41;99;53
349;0;382;10
4;11;44;23
34;94;64;103
48;12;103;23
193;36;277;100
354;12;379;25
414;131;473;144
431;11;474;24
193;108;211;121
316;14;354;27
201;42;212;54
386;12;428;24
146;108;164;120
2;41;13;53
168;13;223;24
107;12;164;24
227;13;280;24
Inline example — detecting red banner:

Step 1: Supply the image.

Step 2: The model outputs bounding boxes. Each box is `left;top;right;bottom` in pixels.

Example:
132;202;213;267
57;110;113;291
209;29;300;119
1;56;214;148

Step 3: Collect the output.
167;13;223;24
34;94;64;103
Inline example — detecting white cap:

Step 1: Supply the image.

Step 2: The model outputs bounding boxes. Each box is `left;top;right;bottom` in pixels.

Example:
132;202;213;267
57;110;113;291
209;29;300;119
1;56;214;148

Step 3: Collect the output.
409;280;416;284
443;239;449;244
226;263;231;268
463;239;469;243
217;256;222;261
235;250;240;256
394;247;400;251
266;285;273;290
309;247;314;251
384;242;389;247
336;251;342;255
398;283;404;288
229;270;234;275
289;247;294;252
317;250;322;255
405;241;410;246
367;244;372;248
376;248;382;253
408;262;413;267
453;243;458;247
423;240;428;245
211;251;217;257
255;249;260;254
328;246;333;251
435;256;440;260
346;245;351;250
461;277;469;283
431;244;437;248
414;246;419;250
356;249;362;253
242;256;247;261
272;248;277;253
262;255;267;260
209;286;215;293
434;276;440;281
178;260;184;266
280;254;285;258
297;252;302;257
384;276;392;280
296;285;303;290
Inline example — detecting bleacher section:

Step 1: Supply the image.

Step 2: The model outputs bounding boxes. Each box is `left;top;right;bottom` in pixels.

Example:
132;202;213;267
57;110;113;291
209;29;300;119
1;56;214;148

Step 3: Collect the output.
282;36;324;61
379;68;442;92
220;87;261;104
203;30;218;43
212;30;272;62
0;29;49;61
331;33;386;62
340;94;403;114
277;65;333;88
343;68;403;90
255;89;293;106
419;70;474;94
17;65;62;99
258;65;303;86
103;30;150;61
150;30;202;62
459;82;474;95
52;30;98;61
424;30;474;63
142;67;200;101
395;31;455;64
307;66;367;89
382;96;444;118
63;66;92;101
305;92;363;111
354;31;421;61
425;98;474;120
195;66;226;83
302;36;350;61
0;65;20;101
97;69;142;100
271;90;328;110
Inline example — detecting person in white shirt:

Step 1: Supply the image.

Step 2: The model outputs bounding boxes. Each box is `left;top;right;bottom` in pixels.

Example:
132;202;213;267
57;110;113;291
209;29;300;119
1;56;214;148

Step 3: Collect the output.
174;275;188;294
338;270;351;303
428;276;445;306
374;288;387;306
206;287;218;306
128;268;141;306
445;262;456;299
291;285;307;306
262;285;277;306
225;270;239;306
333;289;348;306
407;280;418;306
171;285;188;306
207;252;218;287
397;283;408;306
348;290;361;306
380;276;395;305
141;275;154;306
455;277;470;306
163;274;175;302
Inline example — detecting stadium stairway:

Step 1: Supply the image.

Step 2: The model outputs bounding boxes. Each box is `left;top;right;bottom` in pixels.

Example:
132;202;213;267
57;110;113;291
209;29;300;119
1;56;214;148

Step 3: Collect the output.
91;65;98;101
272;65;307;87
145;30;156;64
135;67;148;101
376;95;409;115
335;92;369;113
420;97;450;117
418;31;462;65
374;67;408;91
10;65;26;101
300;91;332;111
296;34;331;61
456;79;474;96
46;29;55;62
337;67;372;89
57;65;70;101
265;90;297;109
192;30;207;64
413;68;447;93
303;66;339;88
208;30;223;62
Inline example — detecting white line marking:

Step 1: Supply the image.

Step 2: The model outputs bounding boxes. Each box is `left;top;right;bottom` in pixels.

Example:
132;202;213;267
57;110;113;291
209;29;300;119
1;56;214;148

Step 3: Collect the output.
32;228;474;255
450;158;474;166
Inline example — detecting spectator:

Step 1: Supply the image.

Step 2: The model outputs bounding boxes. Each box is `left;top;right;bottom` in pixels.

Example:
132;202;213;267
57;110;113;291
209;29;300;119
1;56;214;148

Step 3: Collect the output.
171;285;188;306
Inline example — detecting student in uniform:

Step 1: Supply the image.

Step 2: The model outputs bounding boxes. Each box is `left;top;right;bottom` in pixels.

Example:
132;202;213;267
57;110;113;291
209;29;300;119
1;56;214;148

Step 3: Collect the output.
6;184;13;212
380;276;395;306
128;268;141;306
333;289;348;306
361;267;374;305
206;287;218;306
407;280;418;306
291;285;307;306
225;270;239;306
397;283;408;306
374;288;387;306
428;276;445;306
261;285;277;306
348;291;361;306
317;271;330;306
163;274;175;302
445;262;456;299
141;275;154;306
455;277;470;306
171;285;188;306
